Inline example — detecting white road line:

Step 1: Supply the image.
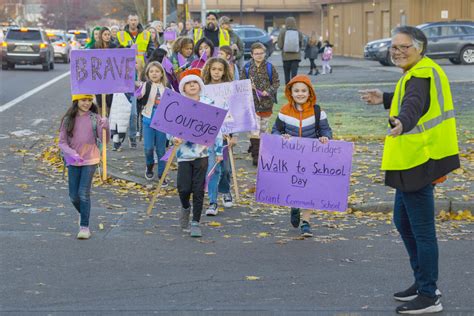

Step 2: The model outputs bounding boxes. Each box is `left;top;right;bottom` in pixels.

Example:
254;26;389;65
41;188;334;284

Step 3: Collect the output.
0;71;70;113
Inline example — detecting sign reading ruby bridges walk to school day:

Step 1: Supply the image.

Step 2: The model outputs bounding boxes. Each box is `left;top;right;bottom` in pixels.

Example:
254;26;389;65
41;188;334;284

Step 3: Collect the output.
256;134;354;212
70;48;136;94
150;88;228;146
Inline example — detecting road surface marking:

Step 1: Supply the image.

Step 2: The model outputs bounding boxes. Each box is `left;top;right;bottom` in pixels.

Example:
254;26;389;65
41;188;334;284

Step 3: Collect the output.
0;71;70;113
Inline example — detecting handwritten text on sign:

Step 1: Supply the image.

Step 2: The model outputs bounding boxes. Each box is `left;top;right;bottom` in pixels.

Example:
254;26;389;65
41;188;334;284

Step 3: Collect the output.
255;134;353;212
150;88;228;146
203;79;258;134
70;48;136;94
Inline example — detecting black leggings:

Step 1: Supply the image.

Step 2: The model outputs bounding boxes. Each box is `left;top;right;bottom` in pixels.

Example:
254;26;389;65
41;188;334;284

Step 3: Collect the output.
177;157;208;222
309;58;317;70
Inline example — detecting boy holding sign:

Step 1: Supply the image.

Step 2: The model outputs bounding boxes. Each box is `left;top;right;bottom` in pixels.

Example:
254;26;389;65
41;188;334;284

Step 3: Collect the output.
172;69;224;237
271;75;333;237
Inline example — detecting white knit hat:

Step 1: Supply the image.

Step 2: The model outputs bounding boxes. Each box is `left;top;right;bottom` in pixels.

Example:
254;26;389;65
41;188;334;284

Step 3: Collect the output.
178;74;205;95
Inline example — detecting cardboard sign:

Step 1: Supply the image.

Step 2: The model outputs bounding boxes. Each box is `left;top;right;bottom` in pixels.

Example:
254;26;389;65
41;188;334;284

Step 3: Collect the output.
70;48;136;94
203;79;258;134
150;89;228;145
255;134;354;212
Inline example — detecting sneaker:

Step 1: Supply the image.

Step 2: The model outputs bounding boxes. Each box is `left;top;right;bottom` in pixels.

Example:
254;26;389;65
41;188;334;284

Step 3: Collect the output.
112;142;122;151
77;226;91;239
290;208;300;228
145;165;154;180
180;207;191;229
396;294;443;314
160;178;169;188
300;221;313;237
129;138;137;149
205;203;218;216
222;193;233;208
394;284;442;302
190;221;202;237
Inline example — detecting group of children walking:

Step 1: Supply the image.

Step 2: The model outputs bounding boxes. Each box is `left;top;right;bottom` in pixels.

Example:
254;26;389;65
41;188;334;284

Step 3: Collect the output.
59;37;333;239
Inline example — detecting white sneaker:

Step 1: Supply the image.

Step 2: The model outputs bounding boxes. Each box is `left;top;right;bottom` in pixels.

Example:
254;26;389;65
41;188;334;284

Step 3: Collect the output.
205;203;218;216
222;193;233;208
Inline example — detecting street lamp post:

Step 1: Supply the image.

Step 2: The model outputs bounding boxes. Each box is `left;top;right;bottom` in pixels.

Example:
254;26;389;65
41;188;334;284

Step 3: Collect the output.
240;0;243;25
201;0;206;26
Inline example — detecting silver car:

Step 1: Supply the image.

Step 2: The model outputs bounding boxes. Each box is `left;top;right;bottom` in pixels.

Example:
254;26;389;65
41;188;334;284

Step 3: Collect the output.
47;31;71;63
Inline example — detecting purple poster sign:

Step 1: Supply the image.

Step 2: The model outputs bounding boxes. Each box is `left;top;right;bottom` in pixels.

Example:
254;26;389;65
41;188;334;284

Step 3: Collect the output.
70;48;136;94
203;79;258;134
150;88;228;146
164;31;176;41
255;134;354;212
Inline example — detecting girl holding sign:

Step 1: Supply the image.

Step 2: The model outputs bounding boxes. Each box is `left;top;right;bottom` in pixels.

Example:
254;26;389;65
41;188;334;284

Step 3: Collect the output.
170;37;194;75
137;61;169;184
201;57;236;215
59;95;110;239
271;75;333;237
173;69;223;237
191;37;214;69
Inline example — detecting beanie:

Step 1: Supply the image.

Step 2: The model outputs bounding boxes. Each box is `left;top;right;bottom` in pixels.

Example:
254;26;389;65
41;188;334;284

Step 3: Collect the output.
178;69;205;95
72;94;94;102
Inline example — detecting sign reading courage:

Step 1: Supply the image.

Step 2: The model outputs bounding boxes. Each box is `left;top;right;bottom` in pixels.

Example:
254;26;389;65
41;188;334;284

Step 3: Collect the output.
70;48;136;94
255;134;354;212
150;88;228;146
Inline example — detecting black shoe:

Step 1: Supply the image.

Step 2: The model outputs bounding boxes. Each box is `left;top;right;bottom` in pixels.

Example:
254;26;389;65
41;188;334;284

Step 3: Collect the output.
394;284;418;302
314;70;320;76
145;164;154;180
290;208;300;228
160;178;169;188
129;138;137;149
396;294;443;314
307;70;313;75
329;68;333;74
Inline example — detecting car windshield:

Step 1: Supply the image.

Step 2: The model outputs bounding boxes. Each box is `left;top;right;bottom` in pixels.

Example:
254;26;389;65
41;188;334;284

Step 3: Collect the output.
7;30;42;41
48;35;64;42
72;32;87;39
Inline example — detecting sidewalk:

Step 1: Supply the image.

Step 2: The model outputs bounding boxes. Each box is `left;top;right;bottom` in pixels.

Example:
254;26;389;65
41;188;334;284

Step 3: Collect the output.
107;138;473;213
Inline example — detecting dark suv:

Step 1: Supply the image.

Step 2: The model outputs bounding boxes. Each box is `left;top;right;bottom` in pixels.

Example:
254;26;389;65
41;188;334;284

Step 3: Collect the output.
364;21;474;65
232;25;274;59
1;27;55;71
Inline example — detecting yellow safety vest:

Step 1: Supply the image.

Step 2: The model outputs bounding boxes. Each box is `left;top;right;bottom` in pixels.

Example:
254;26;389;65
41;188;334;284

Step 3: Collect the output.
117;30;151;63
381;57;459;170
193;28;230;47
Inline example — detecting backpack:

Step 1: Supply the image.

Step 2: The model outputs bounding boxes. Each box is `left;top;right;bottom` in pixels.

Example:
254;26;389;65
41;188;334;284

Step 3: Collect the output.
283;30;300;53
244;61;277;103
322;47;333;61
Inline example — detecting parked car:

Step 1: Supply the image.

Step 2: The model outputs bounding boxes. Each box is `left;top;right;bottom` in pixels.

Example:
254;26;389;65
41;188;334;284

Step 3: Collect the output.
364;21;474;65
232;25;274;59
67;29;89;47
66;34;81;50
1;27;55;71
47;31;71;63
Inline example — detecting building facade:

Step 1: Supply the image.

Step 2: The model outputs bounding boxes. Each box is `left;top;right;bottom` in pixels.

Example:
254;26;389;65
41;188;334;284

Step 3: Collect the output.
188;0;474;57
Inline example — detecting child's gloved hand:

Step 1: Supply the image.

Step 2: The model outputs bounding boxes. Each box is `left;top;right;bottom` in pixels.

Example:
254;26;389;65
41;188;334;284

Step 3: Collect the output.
173;137;183;146
215;155;224;163
318;136;329;144
282;134;291;140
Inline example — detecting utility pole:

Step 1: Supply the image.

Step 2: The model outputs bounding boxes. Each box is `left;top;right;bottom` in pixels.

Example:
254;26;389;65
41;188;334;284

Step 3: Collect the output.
147;0;152;23
201;0;206;26
163;0;167;27
240;0;243;25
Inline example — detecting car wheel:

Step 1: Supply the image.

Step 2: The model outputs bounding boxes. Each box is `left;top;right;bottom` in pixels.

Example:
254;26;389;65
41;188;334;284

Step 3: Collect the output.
64;55;70;64
7;62;15;69
379;60;389;66
42;62;49;71
2;64;8;70
50;61;54;70
460;46;474;65
448;57;461;65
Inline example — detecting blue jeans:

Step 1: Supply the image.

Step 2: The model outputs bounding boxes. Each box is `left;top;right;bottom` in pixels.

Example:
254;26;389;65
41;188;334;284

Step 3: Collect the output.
393;184;438;297
126;93;137;141
67;165;97;227
142;120;167;177
218;148;231;194
206;148;222;204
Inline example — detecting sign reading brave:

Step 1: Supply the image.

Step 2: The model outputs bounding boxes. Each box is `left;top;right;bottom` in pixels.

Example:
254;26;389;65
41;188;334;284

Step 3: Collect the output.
70;48;136;94
203;79;258;134
256;134;354;212
150;88;228;146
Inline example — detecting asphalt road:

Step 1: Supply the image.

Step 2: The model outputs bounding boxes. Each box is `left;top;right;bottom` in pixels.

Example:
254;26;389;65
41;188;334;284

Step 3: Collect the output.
0;58;473;315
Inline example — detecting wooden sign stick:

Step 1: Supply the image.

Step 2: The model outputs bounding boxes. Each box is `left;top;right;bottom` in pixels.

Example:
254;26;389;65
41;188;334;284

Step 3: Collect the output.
146;146;178;216
101;94;107;181
226;136;240;202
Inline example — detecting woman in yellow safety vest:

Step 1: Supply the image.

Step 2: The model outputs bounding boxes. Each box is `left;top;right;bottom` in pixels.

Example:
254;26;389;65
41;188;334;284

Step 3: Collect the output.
360;26;460;314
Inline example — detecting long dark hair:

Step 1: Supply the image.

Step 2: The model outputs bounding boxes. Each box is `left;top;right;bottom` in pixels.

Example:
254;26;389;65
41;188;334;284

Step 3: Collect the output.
95;27;111;49
60;100;98;138
194;37;215;58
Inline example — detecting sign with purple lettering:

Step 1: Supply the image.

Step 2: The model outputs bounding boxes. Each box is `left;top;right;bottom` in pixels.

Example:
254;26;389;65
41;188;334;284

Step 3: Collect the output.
164;31;176;41
256;134;354;212
70;48;136;94
203;79;258;134
150;88;228;146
